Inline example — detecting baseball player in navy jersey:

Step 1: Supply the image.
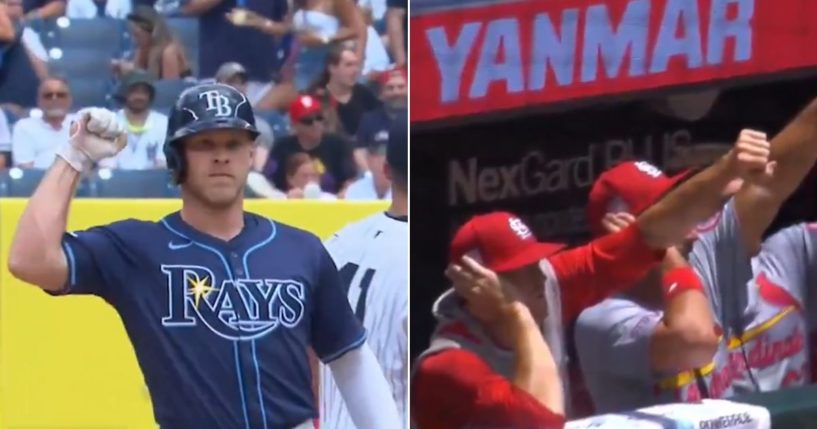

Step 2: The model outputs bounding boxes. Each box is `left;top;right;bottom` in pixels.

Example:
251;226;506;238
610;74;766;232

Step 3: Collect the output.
320;114;408;428
6;84;401;429
411;136;774;429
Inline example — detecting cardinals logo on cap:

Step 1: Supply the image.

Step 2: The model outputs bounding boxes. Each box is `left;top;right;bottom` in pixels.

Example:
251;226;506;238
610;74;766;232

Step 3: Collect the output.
508;217;533;240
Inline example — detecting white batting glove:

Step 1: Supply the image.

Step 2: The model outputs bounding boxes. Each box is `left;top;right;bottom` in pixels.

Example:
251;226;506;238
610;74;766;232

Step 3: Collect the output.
57;107;127;172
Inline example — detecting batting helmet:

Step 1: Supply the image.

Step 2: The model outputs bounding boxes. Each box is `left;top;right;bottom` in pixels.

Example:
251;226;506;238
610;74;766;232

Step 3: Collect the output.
164;83;260;183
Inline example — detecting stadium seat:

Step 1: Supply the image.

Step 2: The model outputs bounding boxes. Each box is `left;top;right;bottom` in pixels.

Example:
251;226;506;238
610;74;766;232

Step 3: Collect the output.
256;110;291;137
0;168;91;197
68;78;112;108
55;18;125;56
167;18;198;55
89;169;176;198
51;48;115;79
153;80;196;109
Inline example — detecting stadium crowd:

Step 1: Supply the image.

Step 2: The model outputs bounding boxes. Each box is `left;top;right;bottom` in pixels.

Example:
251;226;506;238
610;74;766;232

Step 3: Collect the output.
0;0;407;200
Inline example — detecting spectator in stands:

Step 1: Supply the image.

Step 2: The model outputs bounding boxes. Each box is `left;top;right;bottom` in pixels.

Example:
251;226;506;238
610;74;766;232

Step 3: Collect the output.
312;45;380;138
345;66;404;199
112;5;191;79
385;0;405;66
263;94;356;195
19;0;63;21
283;151;337;200
344;132;388;200
66;0;131;19
11;77;73;169
99;70;168;170
5;0;47;77
0;108;11;167
184;0;287;104
358;0;386;30
289;0;388;88
0;0;47;108
214;61;275;171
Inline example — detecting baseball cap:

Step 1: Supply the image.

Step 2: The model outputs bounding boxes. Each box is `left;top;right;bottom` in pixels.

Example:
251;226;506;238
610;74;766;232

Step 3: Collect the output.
449;212;565;273
386;110;407;176
215;62;248;83
587;161;689;236
378;66;407;87
116;69;155;102
289;95;322;123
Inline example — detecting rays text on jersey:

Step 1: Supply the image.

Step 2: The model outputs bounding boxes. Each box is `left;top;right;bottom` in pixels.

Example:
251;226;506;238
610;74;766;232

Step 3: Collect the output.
160;265;306;341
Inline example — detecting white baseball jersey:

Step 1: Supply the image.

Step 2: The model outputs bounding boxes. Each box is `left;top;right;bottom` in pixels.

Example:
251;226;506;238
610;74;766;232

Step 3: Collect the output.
320;212;408;429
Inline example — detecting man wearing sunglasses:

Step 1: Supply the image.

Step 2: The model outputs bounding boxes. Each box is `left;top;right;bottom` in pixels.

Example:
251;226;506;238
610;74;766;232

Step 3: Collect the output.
11;77;73;169
263;94;357;197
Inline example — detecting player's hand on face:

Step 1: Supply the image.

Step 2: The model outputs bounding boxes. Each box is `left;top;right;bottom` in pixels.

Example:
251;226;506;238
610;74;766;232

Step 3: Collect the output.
730;128;776;183
445;255;523;324
69;108;127;162
601;212;636;234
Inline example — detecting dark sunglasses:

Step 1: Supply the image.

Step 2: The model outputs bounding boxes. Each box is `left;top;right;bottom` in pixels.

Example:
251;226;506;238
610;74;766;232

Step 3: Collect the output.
299;115;324;126
41;91;69;99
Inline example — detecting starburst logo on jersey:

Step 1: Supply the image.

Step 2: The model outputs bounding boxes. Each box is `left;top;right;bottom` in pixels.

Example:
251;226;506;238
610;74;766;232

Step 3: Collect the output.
160;265;305;340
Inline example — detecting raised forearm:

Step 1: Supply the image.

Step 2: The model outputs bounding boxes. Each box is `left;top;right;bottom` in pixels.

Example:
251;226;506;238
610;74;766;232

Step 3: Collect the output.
650;249;718;370
507;303;564;415
637;155;736;249
7;159;78;290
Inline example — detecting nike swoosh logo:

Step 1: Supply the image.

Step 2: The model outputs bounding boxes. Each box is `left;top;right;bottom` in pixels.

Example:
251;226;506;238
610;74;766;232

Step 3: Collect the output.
668;282;678;294
168;241;193;250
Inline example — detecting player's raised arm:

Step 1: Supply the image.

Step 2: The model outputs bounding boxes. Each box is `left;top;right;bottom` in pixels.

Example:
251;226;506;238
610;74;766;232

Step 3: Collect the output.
636;135;773;250
731;97;817;252
6;109;126;292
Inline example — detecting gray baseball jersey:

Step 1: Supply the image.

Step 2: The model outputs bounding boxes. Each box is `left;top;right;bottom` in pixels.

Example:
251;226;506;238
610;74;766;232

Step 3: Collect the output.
575;200;815;412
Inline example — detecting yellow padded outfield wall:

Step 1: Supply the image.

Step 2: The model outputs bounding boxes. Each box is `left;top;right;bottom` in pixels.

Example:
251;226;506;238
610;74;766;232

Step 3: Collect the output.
0;198;386;429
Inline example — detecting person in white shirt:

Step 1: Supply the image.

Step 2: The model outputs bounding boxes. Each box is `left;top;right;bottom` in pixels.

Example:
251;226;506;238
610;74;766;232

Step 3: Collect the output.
321;113;408;429
12;77;74;169
284;151;337;200
99;70;167;170
66;0;130;19
344;137;390;200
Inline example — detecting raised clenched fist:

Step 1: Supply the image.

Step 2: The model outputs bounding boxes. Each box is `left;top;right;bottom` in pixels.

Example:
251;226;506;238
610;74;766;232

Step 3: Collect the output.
58;108;127;171
729;128;776;183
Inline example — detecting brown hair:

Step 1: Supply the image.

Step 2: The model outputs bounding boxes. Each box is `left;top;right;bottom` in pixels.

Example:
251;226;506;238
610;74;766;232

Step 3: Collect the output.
308;43;353;93
129;6;188;77
285;152;313;189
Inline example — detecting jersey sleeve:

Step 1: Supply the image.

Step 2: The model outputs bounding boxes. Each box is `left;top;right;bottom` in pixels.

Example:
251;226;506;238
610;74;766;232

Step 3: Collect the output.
755;223;815;306
54;228;117;299
549;224;665;321
688;199;753;315
412;349;566;429
310;244;367;363
575;299;662;383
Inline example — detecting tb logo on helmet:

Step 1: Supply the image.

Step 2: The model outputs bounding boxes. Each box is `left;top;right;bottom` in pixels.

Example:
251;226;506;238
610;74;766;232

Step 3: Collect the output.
200;90;233;117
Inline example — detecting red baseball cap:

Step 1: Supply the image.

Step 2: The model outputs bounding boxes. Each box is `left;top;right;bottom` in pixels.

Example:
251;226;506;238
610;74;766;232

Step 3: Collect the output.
587;161;689;236
449;212;565;273
289;95;322;123
378;66;407;86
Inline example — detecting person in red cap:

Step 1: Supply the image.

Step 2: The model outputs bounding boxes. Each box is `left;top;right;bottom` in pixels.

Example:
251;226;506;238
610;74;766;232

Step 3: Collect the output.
262;94;358;197
573;160;725;415
410;134;774;429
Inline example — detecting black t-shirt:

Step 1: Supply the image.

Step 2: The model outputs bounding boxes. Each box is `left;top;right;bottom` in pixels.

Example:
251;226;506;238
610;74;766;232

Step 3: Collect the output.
198;0;287;80
263;134;357;194
386;0;407;50
336;84;381;136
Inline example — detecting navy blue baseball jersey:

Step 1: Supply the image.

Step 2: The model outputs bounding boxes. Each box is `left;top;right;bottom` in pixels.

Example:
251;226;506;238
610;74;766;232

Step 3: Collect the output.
54;211;366;429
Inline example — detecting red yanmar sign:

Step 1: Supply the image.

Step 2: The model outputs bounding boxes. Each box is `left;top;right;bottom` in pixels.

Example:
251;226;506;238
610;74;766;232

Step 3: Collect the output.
410;0;817;123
